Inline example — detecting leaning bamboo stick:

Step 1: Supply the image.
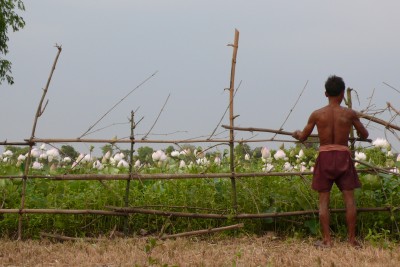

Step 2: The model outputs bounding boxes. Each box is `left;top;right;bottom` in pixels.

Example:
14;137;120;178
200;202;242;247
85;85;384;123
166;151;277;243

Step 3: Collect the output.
355;111;400;131
18;45;63;240
160;223;244;240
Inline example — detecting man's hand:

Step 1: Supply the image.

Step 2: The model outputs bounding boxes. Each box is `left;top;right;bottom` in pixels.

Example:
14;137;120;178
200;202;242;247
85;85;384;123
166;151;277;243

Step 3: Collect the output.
292;130;302;140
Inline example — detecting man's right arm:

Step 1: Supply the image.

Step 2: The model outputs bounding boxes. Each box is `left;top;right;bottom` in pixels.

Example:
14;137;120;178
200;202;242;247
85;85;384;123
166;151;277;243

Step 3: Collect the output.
292;112;317;142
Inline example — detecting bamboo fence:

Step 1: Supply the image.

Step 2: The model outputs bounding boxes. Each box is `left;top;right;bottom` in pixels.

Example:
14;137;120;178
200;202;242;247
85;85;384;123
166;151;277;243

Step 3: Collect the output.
1;31;400;240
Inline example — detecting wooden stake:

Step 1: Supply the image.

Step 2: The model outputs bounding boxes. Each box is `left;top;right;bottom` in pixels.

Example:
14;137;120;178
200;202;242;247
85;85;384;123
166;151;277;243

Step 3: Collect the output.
347;88;355;156
228;29;239;212
124;111;135;235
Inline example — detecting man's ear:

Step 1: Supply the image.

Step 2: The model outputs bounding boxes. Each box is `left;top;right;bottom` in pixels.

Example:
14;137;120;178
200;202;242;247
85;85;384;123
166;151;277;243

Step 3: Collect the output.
325;91;328;97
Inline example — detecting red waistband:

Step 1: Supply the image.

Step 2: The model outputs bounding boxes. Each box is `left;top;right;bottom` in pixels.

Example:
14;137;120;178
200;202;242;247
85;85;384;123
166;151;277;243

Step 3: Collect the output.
319;144;350;152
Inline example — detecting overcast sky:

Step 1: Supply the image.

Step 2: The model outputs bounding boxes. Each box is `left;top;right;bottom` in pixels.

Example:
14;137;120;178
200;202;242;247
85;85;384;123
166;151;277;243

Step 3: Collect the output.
1;0;400;154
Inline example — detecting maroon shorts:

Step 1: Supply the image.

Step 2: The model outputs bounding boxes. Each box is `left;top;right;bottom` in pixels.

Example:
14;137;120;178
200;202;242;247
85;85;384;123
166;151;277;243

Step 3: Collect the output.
312;150;361;192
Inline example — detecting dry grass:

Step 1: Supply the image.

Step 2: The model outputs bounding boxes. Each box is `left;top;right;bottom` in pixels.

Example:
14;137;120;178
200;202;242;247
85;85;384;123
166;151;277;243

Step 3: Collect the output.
0;235;399;266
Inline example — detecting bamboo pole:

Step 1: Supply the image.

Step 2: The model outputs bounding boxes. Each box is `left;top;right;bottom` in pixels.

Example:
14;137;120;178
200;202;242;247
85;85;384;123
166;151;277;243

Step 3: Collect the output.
29;137;231;144
0;141;30;146
107;206;229;219
18;45;62;240
228;29;239;212
0;167;384;181
124;111;135;235
106;206;398;219
356;111;400;131
27;137;323;144
160;223;244;240
221;125;372;143
0;206;396;219
347;88;355;157
0;209;125;215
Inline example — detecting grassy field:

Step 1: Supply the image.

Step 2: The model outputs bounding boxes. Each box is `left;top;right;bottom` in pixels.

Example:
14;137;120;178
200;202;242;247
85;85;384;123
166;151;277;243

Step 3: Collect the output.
1;235;399;266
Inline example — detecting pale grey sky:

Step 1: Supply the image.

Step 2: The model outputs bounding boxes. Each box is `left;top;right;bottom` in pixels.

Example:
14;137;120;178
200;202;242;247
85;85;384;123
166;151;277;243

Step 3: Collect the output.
1;0;400;154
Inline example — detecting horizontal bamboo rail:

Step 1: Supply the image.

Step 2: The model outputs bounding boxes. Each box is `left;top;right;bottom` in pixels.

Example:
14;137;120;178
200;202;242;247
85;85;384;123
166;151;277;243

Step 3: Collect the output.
221;125;372;143
0;209;125;216
104;206;398;219
0;168;380;181
29;138;230;144
0;141;31;146
26;137;317;144
0;138;319;147
1;207;395;219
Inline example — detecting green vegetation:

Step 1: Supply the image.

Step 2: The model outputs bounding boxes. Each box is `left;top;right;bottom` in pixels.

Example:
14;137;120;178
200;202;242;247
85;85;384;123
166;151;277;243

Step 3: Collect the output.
0;143;399;241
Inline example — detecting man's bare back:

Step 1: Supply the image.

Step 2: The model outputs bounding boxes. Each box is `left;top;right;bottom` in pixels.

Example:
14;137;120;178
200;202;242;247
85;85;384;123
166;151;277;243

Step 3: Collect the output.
310;104;368;146
293;97;368;145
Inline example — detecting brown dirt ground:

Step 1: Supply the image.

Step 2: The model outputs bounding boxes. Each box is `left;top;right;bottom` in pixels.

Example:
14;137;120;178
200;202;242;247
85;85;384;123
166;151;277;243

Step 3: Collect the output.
0;235;399;267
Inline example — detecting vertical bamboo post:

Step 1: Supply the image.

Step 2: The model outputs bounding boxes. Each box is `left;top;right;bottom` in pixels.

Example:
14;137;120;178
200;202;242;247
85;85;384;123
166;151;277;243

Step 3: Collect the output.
228;29;239;211
18;45;62;240
346;88;355;156
124;110;135;235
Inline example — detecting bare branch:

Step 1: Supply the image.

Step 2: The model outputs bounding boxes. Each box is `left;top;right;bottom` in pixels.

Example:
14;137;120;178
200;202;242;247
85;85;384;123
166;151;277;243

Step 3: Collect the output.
79;71;158;139
160;223;244;240
273;80;308;139
383;82;400;94
388;102;400;116
142;93;171;140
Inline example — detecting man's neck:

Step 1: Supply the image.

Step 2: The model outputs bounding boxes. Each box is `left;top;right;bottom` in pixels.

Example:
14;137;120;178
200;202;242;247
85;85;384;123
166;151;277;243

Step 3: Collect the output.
328;96;343;106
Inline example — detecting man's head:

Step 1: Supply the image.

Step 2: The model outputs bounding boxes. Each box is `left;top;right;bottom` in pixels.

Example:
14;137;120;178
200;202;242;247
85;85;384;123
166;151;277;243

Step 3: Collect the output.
325;75;345;97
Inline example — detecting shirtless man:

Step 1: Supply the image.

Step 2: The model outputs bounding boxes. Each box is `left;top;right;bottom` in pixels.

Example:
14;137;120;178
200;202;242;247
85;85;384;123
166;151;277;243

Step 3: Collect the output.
292;75;369;247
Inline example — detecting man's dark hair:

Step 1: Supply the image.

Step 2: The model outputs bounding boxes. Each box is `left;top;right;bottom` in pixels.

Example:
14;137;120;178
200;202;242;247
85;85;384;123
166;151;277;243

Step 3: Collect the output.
325;75;345;96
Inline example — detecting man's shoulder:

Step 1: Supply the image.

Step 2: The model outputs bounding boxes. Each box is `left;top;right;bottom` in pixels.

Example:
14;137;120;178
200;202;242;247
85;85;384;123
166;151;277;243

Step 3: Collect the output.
339;106;357;116
314;105;355;114
312;106;329;114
